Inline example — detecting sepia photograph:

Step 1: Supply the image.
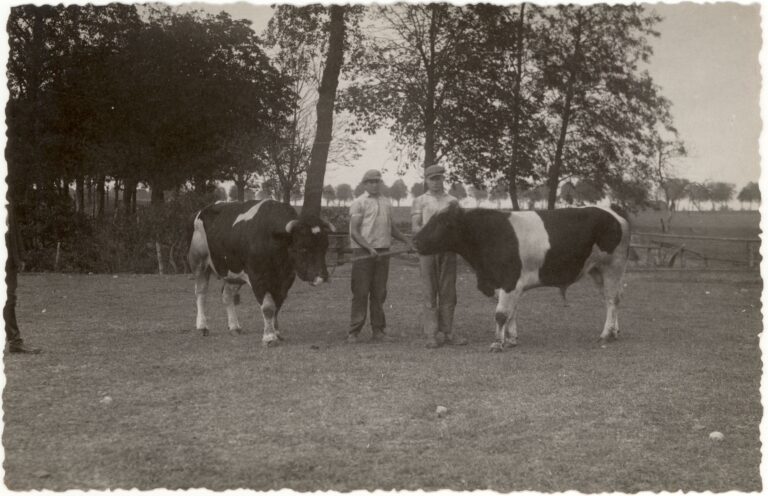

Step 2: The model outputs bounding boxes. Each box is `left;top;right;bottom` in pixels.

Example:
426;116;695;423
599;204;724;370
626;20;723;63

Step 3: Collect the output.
1;0;762;492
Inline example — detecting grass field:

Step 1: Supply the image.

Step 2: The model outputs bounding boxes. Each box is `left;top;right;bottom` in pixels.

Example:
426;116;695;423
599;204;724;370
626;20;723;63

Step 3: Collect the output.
3;259;762;491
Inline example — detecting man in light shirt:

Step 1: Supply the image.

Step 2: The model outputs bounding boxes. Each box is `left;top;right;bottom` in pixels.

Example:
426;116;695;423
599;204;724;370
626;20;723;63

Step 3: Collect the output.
411;165;468;348
347;169;411;343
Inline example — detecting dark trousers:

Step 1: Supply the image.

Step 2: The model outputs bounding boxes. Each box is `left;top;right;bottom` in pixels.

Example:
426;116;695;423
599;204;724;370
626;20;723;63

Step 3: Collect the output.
5;254;22;346
349;248;390;335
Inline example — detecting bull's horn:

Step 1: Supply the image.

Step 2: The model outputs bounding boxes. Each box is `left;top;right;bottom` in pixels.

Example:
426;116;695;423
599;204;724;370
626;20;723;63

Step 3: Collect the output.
321;219;337;233
285;219;300;233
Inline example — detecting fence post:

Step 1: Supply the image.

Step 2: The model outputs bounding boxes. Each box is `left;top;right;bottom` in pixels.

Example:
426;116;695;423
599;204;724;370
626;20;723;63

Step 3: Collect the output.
156;241;164;275
748;242;756;269
54;242;61;271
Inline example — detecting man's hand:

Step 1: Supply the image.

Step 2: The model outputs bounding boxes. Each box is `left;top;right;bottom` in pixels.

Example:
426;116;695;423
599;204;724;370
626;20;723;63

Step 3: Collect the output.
367;246;379;258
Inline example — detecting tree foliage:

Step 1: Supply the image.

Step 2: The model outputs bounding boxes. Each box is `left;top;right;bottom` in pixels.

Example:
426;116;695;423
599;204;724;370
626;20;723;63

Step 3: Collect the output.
389;179;408;206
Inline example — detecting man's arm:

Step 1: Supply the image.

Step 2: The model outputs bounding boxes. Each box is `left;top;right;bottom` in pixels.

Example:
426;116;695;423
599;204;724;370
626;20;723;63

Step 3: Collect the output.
411;197;423;236
391;223;412;249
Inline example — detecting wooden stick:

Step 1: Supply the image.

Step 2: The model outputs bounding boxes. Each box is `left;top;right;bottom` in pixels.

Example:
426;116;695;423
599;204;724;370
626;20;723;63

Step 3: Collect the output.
348;247;415;263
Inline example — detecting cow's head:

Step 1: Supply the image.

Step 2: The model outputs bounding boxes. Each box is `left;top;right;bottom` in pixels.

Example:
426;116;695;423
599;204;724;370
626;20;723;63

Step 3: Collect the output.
281;214;335;286
413;203;464;255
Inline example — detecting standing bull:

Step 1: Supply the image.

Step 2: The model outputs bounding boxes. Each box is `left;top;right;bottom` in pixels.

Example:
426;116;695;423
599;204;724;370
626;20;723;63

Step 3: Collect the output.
187;199;335;346
413;204;630;351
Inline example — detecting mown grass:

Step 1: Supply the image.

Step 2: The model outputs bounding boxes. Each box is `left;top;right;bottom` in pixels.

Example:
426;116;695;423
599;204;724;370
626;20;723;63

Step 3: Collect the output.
3;261;762;491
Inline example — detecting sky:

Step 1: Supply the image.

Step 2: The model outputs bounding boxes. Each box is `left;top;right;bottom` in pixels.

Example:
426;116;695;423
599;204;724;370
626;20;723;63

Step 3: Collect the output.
185;1;763;197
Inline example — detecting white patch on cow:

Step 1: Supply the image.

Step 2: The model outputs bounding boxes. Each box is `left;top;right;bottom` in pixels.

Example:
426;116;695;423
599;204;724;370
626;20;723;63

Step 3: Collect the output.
311;226;321;234
233;200;271;226
507;211;550;289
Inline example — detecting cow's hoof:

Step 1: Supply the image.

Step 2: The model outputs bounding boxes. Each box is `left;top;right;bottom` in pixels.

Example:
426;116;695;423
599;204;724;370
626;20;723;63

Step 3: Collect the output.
489;342;504;352
262;338;279;348
200;328;210;337
276;333;285;341
502;340;517;348
230;327;244;335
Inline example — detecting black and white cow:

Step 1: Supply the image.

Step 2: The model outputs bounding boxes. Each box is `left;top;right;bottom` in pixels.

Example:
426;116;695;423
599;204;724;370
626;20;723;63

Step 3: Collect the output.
413;204;631;351
187;199;334;346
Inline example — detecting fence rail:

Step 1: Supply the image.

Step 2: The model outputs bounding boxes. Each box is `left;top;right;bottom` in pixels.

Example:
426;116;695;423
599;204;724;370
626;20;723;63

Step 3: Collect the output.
630;231;760;271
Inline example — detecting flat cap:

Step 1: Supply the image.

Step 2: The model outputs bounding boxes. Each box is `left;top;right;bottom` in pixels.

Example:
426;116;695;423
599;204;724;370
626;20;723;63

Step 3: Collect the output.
362;169;382;182
425;164;446;179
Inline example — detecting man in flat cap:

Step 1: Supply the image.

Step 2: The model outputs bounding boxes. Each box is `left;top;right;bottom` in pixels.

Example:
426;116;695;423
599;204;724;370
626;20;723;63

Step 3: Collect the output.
347;169;411;343
411;165;468;348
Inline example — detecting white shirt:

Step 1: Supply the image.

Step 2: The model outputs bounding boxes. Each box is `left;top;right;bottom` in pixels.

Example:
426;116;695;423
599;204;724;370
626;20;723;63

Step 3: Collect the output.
349;192;393;249
412;190;458;226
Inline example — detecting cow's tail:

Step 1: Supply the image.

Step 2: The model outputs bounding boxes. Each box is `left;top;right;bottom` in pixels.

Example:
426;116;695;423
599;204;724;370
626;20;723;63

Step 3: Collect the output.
609;203;633;259
609;203;630;224
184;211;199;256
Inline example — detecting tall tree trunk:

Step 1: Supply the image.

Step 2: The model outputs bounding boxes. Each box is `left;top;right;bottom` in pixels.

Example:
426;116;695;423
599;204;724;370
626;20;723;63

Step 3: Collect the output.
422;6;439;175
123;178;137;213
303;5;346;216
75;176;85;213
194;175;206;195
113;179;121;212
507;3;526;211
150;185;164;206
547;18;582;210
96;176;105;217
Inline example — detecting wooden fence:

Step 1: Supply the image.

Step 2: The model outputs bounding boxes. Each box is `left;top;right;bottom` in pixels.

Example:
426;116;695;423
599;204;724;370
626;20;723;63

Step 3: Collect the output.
630;232;760;271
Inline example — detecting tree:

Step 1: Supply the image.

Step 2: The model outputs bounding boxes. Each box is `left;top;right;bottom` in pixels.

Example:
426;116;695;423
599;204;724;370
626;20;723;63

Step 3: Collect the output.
489;181;509;208
341;4;468;174
335;183;354;205
302;5;347;215
538;5;668;209
738;182;760;210
573;179;604;205
389;179;408;206
560;181;577;205
263;5;364;205
449;183;467;203
468;185;488;207
410;182;425;200
442;4;548;210
709;182;735;211
322;184;337;206
687;182;711;212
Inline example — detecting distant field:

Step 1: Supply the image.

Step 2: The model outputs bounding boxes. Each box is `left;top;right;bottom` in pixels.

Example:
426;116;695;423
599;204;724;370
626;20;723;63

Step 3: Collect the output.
4;264;762;491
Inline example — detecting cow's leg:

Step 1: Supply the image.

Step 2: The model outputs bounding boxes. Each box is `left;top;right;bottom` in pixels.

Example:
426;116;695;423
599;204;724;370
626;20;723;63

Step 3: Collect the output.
592;265;623;342
194;266;212;336
255;291;280;347
272;274;294;341
222;282;244;334
491;286;523;352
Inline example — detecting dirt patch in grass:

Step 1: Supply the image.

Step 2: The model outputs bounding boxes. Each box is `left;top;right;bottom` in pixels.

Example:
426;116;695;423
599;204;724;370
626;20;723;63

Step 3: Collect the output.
3;263;762;491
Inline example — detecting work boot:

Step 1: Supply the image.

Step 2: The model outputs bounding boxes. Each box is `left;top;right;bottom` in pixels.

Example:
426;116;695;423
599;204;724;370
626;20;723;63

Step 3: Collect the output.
423;306;441;348
371;330;395;343
8;341;41;354
439;305;467;345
